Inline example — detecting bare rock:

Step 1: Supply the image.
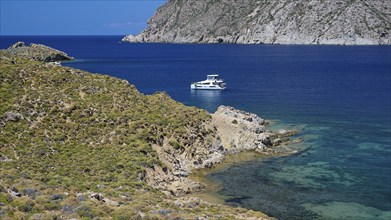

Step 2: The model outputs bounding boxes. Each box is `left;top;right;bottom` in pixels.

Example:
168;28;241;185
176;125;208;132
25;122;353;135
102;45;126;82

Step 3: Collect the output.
123;0;390;45
8;42;25;49
4;112;21;122
89;192;119;206
121;34;144;43
211;105;271;153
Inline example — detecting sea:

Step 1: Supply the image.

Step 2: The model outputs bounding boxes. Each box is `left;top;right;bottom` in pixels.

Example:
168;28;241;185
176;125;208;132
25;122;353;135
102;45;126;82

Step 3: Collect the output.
1;36;390;220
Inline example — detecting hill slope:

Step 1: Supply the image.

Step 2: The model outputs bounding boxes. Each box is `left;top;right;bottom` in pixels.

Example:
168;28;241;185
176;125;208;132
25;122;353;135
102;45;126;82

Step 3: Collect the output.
0;45;285;219
123;0;391;45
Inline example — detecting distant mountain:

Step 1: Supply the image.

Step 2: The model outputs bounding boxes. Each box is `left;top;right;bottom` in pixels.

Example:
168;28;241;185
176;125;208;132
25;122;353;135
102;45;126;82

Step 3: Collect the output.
123;0;391;45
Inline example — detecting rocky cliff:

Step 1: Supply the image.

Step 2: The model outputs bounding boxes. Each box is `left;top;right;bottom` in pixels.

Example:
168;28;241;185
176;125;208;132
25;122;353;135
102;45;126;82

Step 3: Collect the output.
123;0;391;45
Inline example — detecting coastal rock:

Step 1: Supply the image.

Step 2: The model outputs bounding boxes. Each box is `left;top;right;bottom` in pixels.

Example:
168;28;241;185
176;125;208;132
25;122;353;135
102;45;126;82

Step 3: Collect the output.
123;0;390;45
211;105;271;153
122;34;144;42
5;42;74;62
144;105;298;195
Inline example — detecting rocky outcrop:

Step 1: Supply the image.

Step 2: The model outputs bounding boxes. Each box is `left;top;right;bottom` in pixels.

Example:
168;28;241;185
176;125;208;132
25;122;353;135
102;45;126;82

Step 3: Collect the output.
145;105;300;196
123;0;391;45
212;105;271;153
5;41;74;62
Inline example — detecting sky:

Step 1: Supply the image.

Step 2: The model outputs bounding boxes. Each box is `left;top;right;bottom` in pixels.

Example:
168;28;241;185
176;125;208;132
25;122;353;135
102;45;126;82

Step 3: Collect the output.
0;0;165;35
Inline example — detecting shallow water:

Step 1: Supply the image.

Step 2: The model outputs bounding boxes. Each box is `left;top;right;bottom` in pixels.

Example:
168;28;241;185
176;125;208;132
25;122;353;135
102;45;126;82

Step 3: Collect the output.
1;36;390;219
206;118;390;219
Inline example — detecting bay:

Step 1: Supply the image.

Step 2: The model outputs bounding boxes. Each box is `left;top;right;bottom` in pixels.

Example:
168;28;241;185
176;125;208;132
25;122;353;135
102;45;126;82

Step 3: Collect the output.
1;36;390;219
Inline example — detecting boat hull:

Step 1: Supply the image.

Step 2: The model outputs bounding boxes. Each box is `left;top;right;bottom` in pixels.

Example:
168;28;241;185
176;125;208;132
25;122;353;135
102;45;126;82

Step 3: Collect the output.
190;84;225;90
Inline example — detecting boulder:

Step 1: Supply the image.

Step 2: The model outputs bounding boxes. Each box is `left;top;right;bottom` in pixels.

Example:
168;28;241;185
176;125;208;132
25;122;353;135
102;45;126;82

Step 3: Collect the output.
8;42;25;49
4;112;20;122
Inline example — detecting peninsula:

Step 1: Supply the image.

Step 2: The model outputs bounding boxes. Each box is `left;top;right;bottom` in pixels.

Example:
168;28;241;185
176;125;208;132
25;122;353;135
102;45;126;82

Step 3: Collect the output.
0;42;299;219
123;0;390;45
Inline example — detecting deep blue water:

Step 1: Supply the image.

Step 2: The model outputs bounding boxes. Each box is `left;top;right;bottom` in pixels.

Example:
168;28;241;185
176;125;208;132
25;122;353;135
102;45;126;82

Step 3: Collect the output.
2;36;390;219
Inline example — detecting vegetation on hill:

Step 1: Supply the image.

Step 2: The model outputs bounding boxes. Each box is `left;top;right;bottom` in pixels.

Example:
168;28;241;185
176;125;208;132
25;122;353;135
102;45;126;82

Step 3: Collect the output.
0;51;271;219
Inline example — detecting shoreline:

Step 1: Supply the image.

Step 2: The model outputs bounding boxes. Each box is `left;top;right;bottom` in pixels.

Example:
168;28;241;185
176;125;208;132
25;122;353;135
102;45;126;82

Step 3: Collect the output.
122;35;389;46
188;138;308;203
189;151;271;204
185;117;309;213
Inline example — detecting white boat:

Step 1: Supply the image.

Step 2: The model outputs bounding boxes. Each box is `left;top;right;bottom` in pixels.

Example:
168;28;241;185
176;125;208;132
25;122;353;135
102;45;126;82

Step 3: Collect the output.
190;74;226;90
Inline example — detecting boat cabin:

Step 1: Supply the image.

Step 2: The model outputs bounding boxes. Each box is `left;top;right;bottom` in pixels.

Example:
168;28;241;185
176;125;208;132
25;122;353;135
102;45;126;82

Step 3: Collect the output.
206;74;221;81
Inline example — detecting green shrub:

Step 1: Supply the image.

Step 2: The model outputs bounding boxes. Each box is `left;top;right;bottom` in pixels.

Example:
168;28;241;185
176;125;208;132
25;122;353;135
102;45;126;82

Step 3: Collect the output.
169;140;182;150
76;205;95;219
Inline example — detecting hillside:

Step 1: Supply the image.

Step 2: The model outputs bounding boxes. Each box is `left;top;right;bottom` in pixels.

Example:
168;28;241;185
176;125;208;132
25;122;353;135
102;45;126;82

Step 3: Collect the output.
0;44;303;219
123;0;391;45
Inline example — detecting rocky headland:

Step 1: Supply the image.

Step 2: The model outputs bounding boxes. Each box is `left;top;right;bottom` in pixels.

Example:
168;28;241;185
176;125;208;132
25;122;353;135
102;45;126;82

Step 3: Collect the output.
123;0;391;45
4;41;74;62
0;43;299;219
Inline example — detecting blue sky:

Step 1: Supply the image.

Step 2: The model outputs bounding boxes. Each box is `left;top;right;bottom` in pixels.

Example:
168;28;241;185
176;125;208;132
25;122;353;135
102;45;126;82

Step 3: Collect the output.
0;0;165;35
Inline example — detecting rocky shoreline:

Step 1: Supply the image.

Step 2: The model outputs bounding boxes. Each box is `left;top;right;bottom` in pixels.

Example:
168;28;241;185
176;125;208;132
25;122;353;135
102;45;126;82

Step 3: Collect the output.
144;105;302;197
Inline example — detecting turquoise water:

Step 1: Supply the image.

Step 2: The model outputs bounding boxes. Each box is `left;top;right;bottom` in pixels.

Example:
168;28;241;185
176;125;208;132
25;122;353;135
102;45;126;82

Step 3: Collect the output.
1;36;390;219
208;118;390;219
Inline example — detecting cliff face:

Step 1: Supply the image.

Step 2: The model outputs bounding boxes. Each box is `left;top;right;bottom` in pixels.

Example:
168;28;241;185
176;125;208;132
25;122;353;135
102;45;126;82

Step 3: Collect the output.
123;0;391;45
